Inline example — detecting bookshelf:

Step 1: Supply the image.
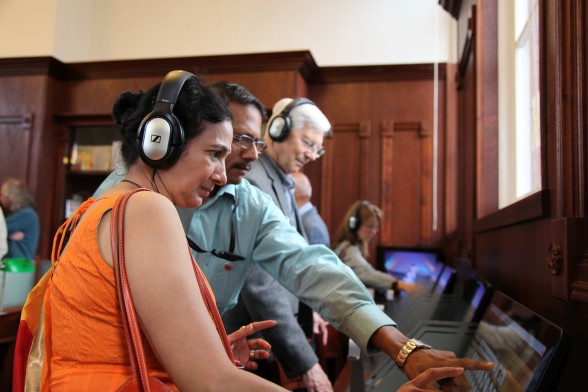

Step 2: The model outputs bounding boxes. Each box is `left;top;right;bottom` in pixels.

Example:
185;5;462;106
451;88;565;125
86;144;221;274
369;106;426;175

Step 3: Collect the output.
63;126;122;218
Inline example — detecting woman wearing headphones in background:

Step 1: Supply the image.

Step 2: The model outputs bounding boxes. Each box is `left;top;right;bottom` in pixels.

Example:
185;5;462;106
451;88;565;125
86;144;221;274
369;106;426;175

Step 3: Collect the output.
332;201;418;296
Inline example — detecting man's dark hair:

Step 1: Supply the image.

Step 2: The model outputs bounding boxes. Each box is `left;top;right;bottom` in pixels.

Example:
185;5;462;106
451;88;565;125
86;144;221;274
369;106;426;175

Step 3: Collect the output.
209;81;268;122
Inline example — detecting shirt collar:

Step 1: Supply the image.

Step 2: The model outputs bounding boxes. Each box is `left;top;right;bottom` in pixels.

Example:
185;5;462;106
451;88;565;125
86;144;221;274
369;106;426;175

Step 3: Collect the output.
200;183;237;210
260;154;295;191
298;201;313;216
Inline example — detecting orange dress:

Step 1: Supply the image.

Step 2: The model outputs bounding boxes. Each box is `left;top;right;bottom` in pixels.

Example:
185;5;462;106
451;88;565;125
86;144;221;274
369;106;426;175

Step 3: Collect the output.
40;194;177;391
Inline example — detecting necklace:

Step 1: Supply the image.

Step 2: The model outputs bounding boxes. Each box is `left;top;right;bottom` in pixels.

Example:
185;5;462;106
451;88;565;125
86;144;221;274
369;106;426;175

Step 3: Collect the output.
121;179;143;188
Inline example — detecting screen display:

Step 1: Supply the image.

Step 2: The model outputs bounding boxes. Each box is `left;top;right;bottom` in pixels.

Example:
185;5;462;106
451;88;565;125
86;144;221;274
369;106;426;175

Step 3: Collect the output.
463;291;568;391
378;247;443;284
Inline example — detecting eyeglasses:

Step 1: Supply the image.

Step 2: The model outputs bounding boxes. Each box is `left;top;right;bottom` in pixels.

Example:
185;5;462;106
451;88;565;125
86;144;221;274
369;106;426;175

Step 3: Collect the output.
186;190;245;262
233;134;267;153
301;137;325;158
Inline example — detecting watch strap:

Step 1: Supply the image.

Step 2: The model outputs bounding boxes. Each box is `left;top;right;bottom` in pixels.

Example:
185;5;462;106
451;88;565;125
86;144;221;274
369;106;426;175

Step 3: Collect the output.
395;338;432;368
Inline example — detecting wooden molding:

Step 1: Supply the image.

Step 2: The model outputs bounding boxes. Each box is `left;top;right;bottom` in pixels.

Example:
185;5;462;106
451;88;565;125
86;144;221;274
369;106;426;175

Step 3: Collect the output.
61;51;319;81
475;190;550;233
550;217;588;302
312;63;446;84
0;51;320;81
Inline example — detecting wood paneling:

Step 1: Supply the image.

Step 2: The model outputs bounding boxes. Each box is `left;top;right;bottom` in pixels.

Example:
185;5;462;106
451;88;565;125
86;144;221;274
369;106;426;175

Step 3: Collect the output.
455;1;588;389
310;75;446;263
380;121;434;246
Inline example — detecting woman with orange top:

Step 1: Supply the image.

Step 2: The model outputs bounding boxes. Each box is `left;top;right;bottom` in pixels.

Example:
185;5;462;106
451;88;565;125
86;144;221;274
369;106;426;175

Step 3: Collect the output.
19;71;284;391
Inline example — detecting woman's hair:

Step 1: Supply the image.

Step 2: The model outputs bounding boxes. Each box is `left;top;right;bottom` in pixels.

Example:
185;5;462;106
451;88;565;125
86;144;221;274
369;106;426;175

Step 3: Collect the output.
0;178;37;213
332;200;382;256
112;74;232;168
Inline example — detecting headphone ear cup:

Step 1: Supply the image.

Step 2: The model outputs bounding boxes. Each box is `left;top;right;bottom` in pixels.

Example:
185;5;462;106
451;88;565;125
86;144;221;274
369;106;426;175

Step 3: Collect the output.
348;215;358;231
268;115;290;142
138;111;184;168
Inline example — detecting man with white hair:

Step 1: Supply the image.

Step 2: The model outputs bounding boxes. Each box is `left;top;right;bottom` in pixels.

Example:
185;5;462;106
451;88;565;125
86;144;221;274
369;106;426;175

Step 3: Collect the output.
221;98;334;390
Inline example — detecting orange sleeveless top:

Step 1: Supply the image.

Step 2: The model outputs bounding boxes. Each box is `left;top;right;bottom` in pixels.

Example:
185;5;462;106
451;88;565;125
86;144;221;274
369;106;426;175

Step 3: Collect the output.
41;194;178;391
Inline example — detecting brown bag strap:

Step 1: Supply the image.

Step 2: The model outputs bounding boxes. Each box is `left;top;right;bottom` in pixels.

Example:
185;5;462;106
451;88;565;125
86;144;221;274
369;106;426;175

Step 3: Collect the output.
111;189;237;392
111;188;151;390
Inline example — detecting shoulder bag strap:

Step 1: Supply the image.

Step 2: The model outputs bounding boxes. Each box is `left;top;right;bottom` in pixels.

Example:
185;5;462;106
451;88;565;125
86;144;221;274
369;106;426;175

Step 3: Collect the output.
111;189;237;391
111;188;152;390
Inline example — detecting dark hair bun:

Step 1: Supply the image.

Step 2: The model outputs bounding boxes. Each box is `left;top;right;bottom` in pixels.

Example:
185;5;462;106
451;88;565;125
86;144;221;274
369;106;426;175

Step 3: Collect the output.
112;90;144;125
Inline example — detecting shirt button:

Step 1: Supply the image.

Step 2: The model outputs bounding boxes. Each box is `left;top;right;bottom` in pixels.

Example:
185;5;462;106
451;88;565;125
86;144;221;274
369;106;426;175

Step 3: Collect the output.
224;263;233;271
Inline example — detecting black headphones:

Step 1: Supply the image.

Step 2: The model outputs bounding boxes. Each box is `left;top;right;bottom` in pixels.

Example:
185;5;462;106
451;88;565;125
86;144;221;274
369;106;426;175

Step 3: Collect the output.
267;98;316;142
137;70;195;168
348;200;370;231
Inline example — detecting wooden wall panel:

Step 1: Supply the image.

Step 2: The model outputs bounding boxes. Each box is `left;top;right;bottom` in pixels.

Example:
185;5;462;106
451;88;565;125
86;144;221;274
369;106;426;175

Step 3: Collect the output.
379;121;433;247
328;121;370;224
310;78;445;253
0;74;55;256
0;76;46;186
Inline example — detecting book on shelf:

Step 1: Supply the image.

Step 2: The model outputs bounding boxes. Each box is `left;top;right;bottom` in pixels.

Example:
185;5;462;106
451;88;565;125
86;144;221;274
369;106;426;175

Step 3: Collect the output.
70;142;120;172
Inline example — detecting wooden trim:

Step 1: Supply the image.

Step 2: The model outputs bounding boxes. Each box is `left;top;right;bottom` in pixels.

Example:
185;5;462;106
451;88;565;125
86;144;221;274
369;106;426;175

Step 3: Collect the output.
359;122;372;198
474;190;550;233
0;51;319;81
0;55;449;87
0;57;67;77
63;51;319;81
380;121;395;241
420;124;433;243
312;63;446;84
54;113;114;126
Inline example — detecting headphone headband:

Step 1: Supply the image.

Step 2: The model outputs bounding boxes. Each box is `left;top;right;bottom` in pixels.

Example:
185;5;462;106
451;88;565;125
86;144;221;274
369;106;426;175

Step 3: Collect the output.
153;70;194;110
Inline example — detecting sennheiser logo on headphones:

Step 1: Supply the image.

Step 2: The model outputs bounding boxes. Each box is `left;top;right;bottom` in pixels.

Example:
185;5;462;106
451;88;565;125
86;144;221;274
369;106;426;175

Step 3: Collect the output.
151;135;161;143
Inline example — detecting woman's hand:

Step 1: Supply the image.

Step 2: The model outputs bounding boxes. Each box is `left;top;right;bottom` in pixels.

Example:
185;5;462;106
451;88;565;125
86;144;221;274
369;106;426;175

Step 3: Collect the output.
228;320;277;370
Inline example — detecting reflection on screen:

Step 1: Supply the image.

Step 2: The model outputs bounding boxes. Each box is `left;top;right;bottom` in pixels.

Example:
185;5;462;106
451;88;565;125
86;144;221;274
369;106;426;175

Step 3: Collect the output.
383;250;440;283
464;301;550;391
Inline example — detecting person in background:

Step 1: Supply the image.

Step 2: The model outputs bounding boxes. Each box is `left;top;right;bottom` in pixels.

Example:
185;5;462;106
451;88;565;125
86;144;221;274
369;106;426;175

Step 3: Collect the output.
0;207;8;259
223;97;334;391
292;171;330;248
23;71;284;391
292;171;331;348
0;178;40;259
332;200;418;294
94;83;493;392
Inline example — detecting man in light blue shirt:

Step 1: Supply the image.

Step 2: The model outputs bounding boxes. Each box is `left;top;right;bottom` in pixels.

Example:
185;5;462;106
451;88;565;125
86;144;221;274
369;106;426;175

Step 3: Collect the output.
95;81;493;391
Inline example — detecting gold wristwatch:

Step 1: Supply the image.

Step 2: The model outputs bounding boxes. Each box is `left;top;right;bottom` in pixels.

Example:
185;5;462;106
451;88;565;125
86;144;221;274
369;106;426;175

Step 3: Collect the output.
395;338;432;368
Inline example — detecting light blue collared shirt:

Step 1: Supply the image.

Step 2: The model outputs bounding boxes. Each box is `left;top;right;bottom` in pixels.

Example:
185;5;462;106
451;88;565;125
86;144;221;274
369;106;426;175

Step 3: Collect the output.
95;172;396;353
184;179;395;353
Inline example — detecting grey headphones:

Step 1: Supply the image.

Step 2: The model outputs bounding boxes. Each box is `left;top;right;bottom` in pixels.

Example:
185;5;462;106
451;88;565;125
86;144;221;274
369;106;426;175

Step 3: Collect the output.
348;200;370;231
267;98;316;142
137;70;195;168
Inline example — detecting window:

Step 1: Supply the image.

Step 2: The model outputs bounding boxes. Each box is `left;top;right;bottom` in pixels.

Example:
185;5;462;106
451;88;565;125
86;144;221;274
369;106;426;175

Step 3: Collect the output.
498;0;541;208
